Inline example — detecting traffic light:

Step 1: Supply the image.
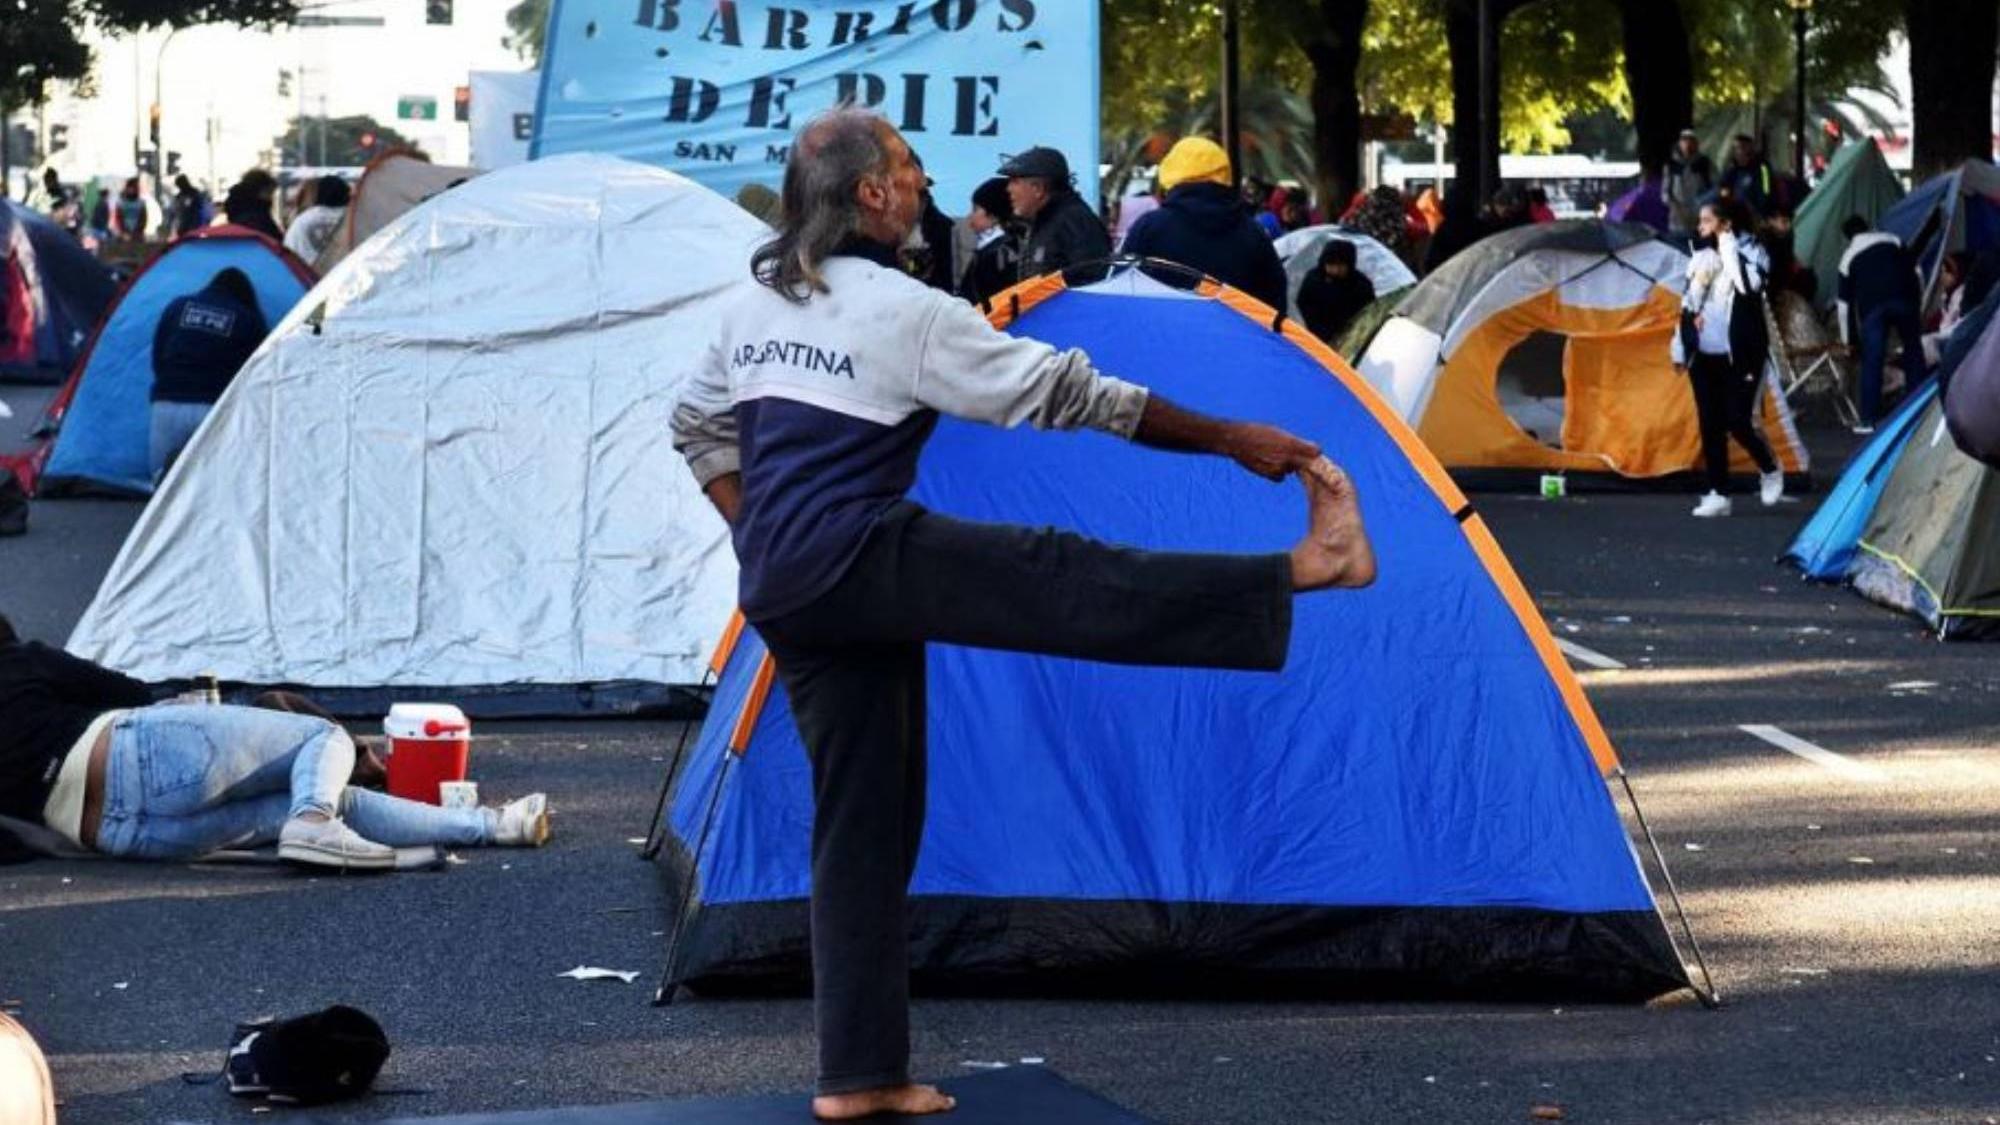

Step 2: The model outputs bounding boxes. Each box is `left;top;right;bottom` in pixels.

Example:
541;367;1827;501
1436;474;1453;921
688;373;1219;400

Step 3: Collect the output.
148;103;162;146
454;85;471;123
3;124;36;167
426;0;452;24
277;69;292;97
49;123;69;155
166;151;182;177
359;131;377;150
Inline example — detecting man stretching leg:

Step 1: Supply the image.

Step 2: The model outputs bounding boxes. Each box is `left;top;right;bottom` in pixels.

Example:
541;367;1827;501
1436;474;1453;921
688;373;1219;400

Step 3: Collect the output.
672;108;1377;1121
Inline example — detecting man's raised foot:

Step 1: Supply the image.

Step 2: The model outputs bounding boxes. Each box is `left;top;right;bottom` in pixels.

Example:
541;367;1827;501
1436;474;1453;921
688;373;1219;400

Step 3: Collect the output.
1290;457;1377;591
812;1083;957;1120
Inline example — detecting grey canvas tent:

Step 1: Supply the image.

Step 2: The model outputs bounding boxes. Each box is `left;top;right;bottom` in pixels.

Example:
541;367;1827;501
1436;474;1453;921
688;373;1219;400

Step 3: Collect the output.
1850;394;2000;639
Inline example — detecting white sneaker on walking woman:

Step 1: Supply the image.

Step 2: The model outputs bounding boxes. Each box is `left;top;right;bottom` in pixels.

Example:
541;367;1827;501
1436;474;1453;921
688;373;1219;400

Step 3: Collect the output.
1759;470;1785;506
1691;491;1732;518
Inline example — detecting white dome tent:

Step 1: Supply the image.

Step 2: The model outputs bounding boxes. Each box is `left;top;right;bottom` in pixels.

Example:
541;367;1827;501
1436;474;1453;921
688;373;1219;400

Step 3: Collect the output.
67;154;766;714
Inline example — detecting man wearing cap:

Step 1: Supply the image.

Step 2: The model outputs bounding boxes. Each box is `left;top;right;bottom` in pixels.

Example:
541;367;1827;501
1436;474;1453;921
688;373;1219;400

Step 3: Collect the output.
1119;136;1287;310
672;108;1377;1121
999;146;1111;280
1665;129;1716;237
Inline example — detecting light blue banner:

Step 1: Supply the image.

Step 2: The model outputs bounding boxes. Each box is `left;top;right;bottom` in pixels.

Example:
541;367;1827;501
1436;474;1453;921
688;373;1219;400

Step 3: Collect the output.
532;0;1100;216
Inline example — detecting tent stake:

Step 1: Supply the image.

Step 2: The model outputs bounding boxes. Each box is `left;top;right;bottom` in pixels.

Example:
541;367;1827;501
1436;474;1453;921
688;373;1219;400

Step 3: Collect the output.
652;749;734;1007
1617;767;1722;1008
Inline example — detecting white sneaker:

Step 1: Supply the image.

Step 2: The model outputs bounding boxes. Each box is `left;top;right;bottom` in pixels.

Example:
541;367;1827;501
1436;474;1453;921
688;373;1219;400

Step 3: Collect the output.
1691;491;1732;518
494;793;551;847
278;816;396;870
1759;470;1785;507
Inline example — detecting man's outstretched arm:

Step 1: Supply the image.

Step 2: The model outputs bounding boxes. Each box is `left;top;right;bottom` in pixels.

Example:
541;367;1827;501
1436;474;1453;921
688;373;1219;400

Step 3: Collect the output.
1131;395;1321;481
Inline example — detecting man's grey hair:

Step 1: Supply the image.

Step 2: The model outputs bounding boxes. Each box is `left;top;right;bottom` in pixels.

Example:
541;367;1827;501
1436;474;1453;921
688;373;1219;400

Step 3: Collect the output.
752;108;891;304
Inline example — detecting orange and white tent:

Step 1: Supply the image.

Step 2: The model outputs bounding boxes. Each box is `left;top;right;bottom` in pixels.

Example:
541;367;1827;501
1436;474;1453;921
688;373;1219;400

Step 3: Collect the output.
313;149;479;275
1357;221;1807;480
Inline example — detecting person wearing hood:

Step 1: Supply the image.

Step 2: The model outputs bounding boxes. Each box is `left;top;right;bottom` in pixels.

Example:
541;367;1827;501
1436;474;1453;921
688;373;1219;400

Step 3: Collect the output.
1120;137;1287;310
148;267;269;479
1296;239;1376;346
1001;146;1110;281
956;177;1019;306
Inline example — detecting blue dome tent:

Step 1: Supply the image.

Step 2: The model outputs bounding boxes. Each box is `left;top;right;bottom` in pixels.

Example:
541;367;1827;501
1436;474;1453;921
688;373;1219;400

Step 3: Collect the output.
650;269;1698;1003
0;200;116;384
1878;161;2000;307
33;226;313;496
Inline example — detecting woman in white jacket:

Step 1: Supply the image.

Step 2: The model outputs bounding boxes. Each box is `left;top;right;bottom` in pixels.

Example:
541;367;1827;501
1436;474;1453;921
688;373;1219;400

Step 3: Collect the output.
1673;198;1784;517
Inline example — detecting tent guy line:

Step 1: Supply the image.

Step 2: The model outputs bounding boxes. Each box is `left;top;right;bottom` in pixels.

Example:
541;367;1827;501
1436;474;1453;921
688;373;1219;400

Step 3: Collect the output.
1739;724;1888;783
1555;637;1627;671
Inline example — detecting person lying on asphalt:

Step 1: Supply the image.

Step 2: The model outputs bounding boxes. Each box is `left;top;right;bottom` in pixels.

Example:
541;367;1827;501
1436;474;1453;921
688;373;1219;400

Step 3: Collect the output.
0;614;550;869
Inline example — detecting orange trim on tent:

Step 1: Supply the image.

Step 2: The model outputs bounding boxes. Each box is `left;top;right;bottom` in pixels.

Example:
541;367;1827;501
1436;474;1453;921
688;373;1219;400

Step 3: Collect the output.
1209;285;1623;776
980;272;1070;330
729;654;778;757
708;611;747;679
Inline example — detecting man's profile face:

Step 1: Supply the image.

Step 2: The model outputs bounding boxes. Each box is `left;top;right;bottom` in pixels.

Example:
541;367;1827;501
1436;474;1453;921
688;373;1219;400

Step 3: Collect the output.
858;126;927;242
1008;177;1050;220
1679;136;1698;158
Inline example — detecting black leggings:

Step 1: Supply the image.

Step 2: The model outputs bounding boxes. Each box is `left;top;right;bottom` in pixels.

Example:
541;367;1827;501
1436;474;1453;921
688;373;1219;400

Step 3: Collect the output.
1688;353;1777;493
754;501;1293;1094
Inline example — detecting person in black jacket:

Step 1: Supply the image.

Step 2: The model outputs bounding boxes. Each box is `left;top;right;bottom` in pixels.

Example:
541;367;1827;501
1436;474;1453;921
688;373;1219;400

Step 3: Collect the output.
956;177;1019;306
148;268;269;479
1838;215;1926;431
999;146;1110;281
221;169;282;241
1119;136;1287;310
1296;239;1377;345
0;612;552;868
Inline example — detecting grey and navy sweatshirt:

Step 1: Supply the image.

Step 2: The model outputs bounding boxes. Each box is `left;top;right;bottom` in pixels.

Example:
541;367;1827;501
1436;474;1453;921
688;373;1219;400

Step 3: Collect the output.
672;241;1149;621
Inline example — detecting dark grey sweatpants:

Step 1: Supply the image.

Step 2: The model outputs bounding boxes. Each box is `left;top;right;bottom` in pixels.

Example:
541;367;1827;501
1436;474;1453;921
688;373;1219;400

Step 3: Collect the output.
753;501;1295;1095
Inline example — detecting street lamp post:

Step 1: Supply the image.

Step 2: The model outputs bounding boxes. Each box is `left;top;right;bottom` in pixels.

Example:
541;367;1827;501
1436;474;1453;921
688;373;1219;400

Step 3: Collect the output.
1786;0;1812;182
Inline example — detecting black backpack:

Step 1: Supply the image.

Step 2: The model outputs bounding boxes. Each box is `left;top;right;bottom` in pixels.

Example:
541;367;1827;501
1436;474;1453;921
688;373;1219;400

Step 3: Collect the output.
221;1006;389;1105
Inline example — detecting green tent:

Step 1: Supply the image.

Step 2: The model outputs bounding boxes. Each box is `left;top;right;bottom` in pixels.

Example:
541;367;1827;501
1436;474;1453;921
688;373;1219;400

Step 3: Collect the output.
1335;286;1411;363
1850;395;2000;639
1794;138;1905;309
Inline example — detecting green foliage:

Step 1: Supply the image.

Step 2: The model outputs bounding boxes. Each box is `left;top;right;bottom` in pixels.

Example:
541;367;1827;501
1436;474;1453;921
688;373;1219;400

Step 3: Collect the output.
505;0;548;61
2;0;295;109
273;114;416;168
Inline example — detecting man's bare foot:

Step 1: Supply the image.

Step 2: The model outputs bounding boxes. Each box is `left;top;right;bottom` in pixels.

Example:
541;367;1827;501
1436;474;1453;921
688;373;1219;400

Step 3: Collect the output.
1290;457;1377;591
812;1083;957;1120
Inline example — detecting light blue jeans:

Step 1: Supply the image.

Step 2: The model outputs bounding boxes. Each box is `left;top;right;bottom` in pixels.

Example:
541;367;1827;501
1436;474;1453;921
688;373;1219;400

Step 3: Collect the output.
148;401;210;482
93;704;495;860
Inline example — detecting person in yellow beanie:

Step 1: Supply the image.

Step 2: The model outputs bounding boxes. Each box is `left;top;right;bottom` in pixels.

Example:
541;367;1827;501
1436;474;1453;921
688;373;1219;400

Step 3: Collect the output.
1122;136;1287;309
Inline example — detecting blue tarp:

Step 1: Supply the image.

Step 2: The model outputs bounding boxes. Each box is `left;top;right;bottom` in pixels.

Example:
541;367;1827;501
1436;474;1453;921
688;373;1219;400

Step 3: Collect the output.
0;201;116;384
1783;378;1940;580
1881;165;2000;298
668;287;1662;928
40;232;309;495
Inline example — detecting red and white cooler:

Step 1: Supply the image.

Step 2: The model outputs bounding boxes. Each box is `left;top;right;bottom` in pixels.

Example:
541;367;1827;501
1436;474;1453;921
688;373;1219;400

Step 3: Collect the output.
383;703;471;805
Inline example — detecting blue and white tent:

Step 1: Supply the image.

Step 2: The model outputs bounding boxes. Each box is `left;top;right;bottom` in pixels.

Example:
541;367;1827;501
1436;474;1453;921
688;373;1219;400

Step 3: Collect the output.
35;227;312;495
1879;160;2000;308
654;270;1694;1003
0;200;116;384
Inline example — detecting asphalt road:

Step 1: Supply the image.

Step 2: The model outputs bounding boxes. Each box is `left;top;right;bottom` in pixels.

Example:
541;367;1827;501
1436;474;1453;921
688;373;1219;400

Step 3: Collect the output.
1;395;1995;1125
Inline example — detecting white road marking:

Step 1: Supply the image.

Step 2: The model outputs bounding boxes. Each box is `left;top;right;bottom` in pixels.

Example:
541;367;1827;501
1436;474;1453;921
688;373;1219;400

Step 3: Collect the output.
1739;724;1888;782
1555;637;1626;670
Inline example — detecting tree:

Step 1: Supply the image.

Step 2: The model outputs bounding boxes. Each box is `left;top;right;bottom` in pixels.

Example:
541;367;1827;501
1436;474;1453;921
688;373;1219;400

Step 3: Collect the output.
274;115;416;168
1614;0;1692;178
505;0;549;62
1905;0;2000;178
4;0;295;105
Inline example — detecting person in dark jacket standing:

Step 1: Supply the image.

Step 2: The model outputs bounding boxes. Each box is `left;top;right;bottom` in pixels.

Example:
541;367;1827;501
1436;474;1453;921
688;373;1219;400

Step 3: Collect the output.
1296;239;1376;345
956;177;1019;305
1120;137;1287;310
148;268;268;479
1000;146;1109;281
1837;215;1926;431
222;169;282;241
